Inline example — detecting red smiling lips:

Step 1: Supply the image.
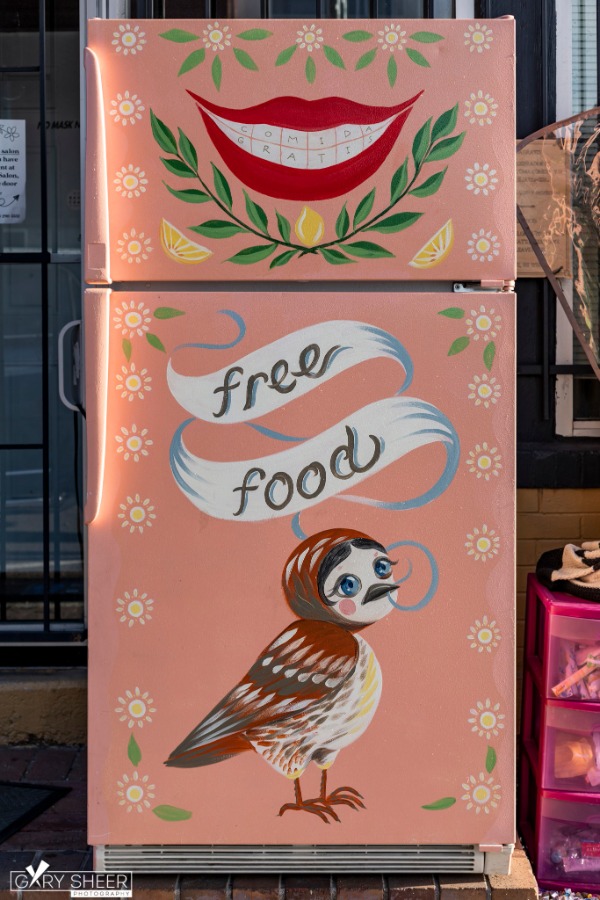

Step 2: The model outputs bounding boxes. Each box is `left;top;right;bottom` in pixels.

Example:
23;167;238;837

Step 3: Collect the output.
187;91;423;201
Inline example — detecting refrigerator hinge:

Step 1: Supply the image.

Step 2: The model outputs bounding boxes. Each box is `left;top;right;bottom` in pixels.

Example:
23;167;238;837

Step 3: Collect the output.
454;280;515;293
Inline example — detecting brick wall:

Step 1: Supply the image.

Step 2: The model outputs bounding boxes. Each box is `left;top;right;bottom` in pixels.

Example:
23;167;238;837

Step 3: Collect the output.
516;488;600;723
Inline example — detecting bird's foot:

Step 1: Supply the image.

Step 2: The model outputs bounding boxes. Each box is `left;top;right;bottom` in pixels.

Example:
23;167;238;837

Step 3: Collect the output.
324;785;366;811
278;799;338;823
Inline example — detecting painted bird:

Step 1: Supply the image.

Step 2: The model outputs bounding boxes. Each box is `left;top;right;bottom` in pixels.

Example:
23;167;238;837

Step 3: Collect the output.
165;528;400;822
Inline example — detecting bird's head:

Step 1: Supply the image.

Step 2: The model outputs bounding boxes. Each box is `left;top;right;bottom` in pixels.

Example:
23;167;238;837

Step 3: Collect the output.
283;528;399;630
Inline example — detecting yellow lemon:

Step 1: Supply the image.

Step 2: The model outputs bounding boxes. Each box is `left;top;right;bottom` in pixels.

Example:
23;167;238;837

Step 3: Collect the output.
294;206;325;247
160;219;212;264
408;218;454;269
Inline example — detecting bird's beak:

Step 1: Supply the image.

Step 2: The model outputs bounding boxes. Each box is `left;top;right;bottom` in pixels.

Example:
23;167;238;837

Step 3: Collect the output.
362;582;400;605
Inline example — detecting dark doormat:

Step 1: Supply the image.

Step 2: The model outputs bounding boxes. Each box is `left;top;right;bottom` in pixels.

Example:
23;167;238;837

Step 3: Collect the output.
0;782;70;843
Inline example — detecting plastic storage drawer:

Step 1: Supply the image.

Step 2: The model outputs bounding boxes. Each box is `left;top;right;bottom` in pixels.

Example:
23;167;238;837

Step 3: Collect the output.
542;701;600;793
537;790;600;891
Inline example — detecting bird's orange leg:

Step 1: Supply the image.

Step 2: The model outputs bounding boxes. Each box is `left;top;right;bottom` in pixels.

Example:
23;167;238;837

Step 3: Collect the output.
278;777;338;823
319;769;366;812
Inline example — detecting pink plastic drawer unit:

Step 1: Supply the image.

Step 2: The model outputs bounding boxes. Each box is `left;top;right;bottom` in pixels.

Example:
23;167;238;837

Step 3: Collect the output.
536;791;600;891
520;669;544;768
526;575;600;702
542;701;600;794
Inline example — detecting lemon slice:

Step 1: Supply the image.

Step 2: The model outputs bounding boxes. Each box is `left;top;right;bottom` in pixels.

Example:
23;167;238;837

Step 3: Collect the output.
408;218;454;269
160;219;212;264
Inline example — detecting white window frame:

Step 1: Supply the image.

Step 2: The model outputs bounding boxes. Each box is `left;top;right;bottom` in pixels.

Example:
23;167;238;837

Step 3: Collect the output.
554;0;600;437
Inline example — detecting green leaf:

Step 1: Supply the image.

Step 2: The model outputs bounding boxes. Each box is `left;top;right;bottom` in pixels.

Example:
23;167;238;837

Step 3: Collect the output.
427;132;466;162
152;805;192;822
448;336;469;357
276;45;297;66
410;31;444;43
353;188;376;228
342;241;394;259
178;48;205;76
343;30;373;41
323;45;345;69
422;797;456;811
409;168;447;198
178;129;198;172
355;48;376;70
335;203;350;239
189;221;247;238
305;56;316;84
276;212;291;243
270;250;297;269
163;183;211;204
212;55;222;90
154;307;185;319
243;191;269;234
161;157;196;178
227;244;278;264
159;28;198;43
127;734;141;766
366;211;422;234
237;28;273;40
211;163;232;210
431;103;458;143
486;746;497;773
390;158;409;203
484;341;496;372
146;333;166;352
122;338;132;362
406;47;431;67
412;117;432;169
387;55;397;88
438;307;465;319
150;110;178;155
234;48;259;71
320;248;354;265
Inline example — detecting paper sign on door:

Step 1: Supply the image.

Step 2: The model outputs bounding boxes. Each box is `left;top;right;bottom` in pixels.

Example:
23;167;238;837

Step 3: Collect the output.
0;120;26;224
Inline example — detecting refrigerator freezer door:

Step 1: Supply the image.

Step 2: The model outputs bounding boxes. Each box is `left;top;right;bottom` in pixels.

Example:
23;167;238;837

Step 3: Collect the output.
85;18;515;283
87;289;515;847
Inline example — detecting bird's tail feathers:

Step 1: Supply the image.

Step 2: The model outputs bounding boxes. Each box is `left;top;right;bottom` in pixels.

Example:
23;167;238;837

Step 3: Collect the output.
165;733;251;768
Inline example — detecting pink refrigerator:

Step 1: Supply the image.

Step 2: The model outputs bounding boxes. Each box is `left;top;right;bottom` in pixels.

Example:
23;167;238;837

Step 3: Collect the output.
84;16;516;873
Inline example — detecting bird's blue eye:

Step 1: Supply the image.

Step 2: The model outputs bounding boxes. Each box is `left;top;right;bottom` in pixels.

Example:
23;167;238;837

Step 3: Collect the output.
374;558;392;578
339;575;361;597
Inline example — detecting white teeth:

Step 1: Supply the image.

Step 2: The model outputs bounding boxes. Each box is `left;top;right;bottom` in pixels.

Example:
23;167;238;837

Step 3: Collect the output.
206;110;397;171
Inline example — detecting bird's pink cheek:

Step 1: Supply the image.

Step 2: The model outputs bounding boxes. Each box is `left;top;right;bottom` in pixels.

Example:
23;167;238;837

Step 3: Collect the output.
339;598;357;616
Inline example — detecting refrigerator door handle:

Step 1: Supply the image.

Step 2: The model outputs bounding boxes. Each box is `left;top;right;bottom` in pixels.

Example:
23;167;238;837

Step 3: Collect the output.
84;289;110;525
58;319;83;414
84;47;110;285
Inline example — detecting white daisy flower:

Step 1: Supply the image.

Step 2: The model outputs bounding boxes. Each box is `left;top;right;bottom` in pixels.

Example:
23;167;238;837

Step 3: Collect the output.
465;524;500;562
461;773;501;814
203;22;231;52
111;23;146;56
116;589;154;627
116;228;152;265
115;687;156;728
464;91;498;126
467;615;501;653
468;699;505;738
115;363;152;401
118;494;156;534
296;24;324;52
465;163;498;196
114;165;148;199
116;772;155;813
109;91;145;126
115;425;152;462
113;300;152;338
466;443;502;480
468;373;502;408
464;23;493;53
377;24;407;52
467;231;501;264
465;305;502;341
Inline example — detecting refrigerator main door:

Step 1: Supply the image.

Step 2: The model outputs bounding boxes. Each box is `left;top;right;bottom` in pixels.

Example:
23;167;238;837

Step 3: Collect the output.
86;288;515;858
84;17;515;284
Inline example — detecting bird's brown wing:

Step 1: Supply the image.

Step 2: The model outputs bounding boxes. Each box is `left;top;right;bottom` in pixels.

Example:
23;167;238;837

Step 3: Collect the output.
165;620;358;768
